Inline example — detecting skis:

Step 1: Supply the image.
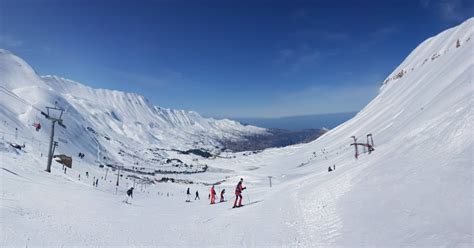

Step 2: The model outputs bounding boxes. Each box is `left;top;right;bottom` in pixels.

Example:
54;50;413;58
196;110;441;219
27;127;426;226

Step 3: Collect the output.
231;200;261;209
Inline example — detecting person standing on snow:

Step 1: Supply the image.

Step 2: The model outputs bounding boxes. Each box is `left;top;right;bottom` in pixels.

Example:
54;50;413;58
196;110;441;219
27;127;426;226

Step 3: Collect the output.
195;190;200;200
210;185;216;204
233;178;246;208
220;188;226;202
186;187;191;202
124;187;134;203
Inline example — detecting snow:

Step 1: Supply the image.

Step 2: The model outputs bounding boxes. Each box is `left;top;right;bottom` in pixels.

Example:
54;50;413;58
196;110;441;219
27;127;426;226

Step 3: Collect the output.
1;18;473;246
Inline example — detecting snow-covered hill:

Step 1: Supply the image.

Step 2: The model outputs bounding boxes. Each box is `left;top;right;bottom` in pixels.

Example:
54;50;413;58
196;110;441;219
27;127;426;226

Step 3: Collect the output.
1;18;472;247
0;50;267;168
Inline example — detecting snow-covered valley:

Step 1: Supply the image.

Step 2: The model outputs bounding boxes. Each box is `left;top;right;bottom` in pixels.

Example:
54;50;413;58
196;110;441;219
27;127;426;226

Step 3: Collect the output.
1;17;473;247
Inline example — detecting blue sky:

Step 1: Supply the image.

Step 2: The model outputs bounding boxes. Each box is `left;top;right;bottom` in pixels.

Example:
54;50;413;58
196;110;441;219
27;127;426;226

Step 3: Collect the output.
1;0;472;118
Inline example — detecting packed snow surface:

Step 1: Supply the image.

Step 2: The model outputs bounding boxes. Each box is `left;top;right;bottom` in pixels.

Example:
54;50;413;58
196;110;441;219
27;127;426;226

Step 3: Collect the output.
1;18;473;246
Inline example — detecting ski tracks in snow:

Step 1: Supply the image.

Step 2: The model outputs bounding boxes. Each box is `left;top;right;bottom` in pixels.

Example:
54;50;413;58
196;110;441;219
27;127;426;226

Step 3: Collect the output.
292;163;367;246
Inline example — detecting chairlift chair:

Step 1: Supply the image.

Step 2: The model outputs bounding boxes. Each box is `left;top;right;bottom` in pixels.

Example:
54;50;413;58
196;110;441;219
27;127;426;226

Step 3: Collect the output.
32;122;41;131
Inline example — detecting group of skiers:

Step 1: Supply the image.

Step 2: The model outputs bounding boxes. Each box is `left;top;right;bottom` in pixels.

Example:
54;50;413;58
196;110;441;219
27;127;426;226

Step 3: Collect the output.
186;187;200;202
208;185;226;204
183;178;247;208
122;178;248;207
208;178;246;208
92;177;99;187
124;168;342;206
76;170;103;189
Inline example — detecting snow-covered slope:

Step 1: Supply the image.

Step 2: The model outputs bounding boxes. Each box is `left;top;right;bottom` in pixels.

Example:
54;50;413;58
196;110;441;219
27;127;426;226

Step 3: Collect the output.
41;74;264;142
1;18;472;247
260;17;473;246
0;50;266;168
218;17;473;246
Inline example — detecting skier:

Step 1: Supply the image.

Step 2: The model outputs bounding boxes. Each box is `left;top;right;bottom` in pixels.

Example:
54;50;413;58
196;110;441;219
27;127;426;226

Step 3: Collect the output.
124;187;134;203
78;174;81;181
95;178;99;187
220;189;225;202
195;190;200;200
210;185;216;204
333;164;336;170
233;178;246;208
186;187;191;202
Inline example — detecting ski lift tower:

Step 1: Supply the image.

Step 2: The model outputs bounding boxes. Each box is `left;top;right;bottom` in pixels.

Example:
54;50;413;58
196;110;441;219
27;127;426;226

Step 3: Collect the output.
367;133;374;147
350;136;358;159
43;106;66;173
350;134;375;159
116;164;124;186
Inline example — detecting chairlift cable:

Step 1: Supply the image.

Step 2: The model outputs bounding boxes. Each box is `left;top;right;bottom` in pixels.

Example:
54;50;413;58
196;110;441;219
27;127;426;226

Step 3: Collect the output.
0;86;44;112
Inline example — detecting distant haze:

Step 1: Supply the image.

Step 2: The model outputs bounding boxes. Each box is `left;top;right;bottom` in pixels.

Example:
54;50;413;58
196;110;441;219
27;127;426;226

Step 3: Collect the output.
234;112;357;131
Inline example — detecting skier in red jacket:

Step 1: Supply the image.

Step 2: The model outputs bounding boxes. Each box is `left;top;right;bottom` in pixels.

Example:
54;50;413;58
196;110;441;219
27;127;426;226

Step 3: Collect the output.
233;178;246;208
210;185;216;204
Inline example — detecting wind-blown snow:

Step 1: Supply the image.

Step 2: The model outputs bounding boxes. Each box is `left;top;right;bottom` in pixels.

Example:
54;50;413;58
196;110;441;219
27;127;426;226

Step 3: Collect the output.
1;18;473;247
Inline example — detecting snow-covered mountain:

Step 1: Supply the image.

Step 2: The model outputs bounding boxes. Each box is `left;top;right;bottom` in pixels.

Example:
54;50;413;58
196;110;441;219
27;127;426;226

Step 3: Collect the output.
1;18;472;247
0;50;267;166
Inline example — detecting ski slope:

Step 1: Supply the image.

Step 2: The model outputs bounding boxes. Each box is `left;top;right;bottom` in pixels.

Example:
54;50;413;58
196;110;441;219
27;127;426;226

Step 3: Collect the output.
1;18;473;247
